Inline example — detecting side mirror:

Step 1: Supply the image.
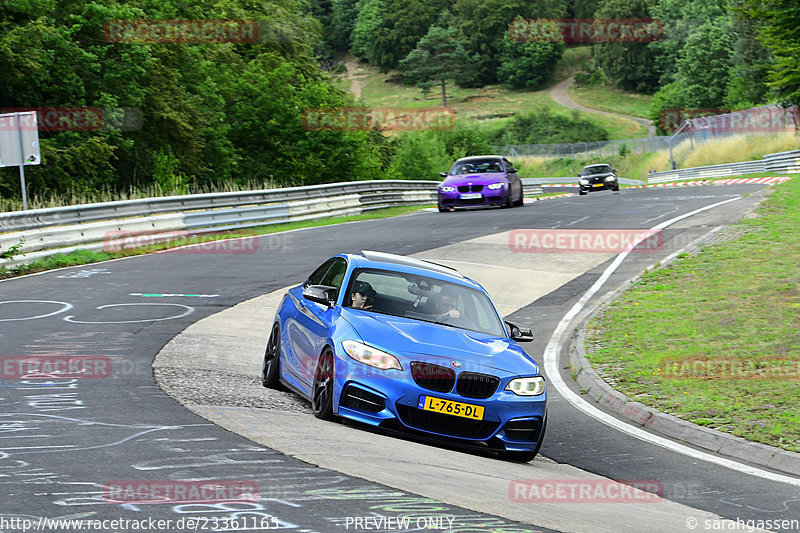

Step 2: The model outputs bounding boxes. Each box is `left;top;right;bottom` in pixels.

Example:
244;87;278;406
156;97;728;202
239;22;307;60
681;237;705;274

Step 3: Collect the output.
577;173;582;178
440;172;448;178
507;168;518;173
303;285;337;307
613;168;618;173
505;321;534;342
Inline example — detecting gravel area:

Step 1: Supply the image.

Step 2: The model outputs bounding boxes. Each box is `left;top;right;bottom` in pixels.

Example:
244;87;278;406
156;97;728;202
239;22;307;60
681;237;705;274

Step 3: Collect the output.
154;367;311;413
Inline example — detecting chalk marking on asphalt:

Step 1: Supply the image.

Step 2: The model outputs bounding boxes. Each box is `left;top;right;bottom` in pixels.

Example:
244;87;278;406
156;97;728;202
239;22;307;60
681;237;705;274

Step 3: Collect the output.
544;195;800;487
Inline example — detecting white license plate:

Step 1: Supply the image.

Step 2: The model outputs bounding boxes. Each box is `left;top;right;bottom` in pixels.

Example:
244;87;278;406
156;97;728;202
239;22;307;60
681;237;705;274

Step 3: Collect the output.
460;193;482;199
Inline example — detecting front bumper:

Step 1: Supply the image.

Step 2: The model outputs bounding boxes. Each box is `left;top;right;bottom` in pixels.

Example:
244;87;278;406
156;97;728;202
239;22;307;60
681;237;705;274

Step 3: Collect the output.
579;179;617;193
438;189;508;208
333;362;547;452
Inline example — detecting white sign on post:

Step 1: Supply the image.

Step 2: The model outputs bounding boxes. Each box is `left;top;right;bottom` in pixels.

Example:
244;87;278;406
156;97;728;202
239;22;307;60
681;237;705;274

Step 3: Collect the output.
0;111;41;210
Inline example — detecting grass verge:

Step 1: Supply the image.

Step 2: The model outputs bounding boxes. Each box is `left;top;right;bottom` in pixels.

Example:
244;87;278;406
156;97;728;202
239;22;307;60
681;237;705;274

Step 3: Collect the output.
0;205;430;280
568;84;653;119
585;176;800;452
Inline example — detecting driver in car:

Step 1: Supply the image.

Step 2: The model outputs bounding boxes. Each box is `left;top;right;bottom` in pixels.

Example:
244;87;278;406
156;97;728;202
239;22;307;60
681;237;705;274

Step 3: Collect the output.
350;281;377;310
433;287;460;321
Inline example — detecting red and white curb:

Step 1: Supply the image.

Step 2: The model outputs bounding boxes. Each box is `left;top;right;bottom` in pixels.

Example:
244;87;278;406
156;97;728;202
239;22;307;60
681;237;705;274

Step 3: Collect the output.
524;193;575;204
630;176;791;188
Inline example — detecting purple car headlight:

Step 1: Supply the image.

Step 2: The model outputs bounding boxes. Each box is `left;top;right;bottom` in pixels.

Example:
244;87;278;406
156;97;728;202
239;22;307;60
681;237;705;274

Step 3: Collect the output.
440;186;456;193
487;182;505;190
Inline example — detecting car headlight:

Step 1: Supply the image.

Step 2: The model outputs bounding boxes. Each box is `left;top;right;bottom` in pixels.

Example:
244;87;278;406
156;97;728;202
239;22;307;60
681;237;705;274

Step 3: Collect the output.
440;186;455;192
505;376;545;396
604;176;616;182
579;179;589;185
487;182;505;190
342;340;402;371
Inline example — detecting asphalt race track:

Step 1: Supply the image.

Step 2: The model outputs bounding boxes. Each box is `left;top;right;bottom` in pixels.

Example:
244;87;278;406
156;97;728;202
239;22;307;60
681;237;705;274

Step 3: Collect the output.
1;183;798;533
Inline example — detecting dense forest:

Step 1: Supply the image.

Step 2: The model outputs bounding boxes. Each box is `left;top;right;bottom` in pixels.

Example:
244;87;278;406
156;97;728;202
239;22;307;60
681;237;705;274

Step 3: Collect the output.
0;0;797;204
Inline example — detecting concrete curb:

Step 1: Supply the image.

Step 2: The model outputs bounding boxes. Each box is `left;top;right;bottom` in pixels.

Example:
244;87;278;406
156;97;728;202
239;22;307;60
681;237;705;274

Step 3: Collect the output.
564;190;800;477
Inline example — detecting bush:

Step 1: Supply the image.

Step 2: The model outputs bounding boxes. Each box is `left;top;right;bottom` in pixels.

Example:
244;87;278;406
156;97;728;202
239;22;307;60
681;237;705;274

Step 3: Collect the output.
386;121;493;180
574;64;607;87
490;109;610;145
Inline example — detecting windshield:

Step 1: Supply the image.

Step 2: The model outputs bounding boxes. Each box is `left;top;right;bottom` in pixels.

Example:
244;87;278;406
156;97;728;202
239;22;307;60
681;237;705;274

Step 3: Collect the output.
449;160;504;175
344;269;506;337
582;165;612;175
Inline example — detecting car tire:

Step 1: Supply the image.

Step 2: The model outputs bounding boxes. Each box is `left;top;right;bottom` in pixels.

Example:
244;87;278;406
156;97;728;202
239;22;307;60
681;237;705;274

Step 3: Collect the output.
438;203;449;212
499;418;546;463
513;188;524;207
579;190;588;196
503;194;513;208
261;324;282;389
312;348;335;420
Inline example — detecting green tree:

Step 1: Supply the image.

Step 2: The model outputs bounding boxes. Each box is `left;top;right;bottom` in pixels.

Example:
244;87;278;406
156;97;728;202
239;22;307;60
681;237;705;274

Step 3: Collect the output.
328;0;359;51
399;25;473;107
498;19;564;90
350;0;386;64
0;0;387;204
592;0;659;93
648;0;729;87
724;13;773;108
739;0;800;108
452;0;566;86
349;0;446;71
648;18;734;133
567;0;599;18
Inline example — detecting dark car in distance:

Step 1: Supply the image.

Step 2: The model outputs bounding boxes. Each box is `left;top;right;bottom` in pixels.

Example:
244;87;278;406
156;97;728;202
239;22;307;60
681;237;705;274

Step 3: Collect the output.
578;164;619;195
438;156;524;212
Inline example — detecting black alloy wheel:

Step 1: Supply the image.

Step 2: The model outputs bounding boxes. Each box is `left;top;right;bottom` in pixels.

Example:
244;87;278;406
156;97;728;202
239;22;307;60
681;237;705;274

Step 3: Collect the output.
262;324;282;389
312;348;335;420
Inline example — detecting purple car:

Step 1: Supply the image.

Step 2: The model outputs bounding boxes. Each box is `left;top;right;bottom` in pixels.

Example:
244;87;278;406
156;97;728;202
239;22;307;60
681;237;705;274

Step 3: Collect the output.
438;155;524;212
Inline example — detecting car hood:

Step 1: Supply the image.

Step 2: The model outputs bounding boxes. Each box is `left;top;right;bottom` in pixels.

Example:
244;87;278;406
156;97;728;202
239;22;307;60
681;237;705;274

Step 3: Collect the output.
442;174;508;186
341;310;539;375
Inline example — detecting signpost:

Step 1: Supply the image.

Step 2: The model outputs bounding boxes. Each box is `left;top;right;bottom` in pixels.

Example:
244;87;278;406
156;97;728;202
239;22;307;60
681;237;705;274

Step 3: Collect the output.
0;111;41;210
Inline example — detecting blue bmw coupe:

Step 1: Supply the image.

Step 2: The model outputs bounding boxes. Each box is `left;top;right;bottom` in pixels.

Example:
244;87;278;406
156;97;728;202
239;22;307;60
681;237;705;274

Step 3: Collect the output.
262;251;547;461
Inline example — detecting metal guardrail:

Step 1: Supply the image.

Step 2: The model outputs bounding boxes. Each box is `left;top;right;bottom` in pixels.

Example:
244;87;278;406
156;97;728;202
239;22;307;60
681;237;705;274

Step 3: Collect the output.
647;150;800;183
765;150;800;173
0;180;439;268
0;180;438;233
